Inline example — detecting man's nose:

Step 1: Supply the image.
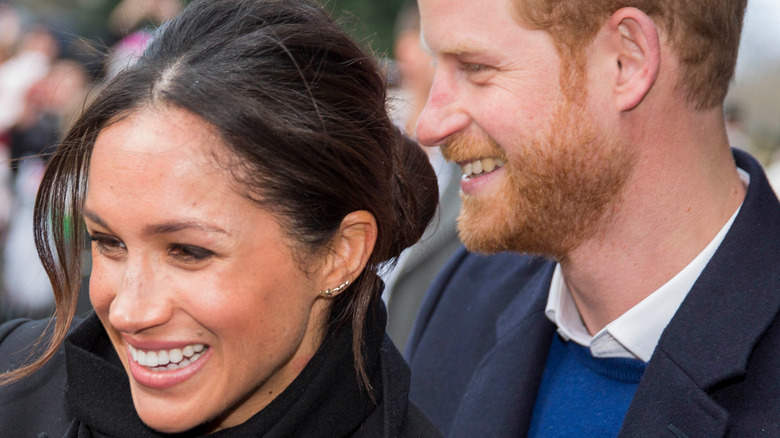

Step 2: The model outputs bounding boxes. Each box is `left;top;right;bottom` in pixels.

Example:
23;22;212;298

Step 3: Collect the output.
415;69;471;147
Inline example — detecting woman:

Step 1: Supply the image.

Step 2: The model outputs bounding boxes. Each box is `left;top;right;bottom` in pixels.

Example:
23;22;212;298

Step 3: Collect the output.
0;0;442;436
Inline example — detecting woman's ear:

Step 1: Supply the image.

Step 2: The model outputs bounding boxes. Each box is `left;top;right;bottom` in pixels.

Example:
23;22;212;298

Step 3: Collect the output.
602;7;660;111
319;210;377;296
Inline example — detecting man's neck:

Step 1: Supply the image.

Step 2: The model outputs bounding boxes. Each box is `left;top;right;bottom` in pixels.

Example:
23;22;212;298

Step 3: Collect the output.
560;109;746;335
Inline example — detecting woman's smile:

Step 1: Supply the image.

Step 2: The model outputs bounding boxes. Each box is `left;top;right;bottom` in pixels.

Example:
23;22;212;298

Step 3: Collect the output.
126;342;212;389
128;343;207;370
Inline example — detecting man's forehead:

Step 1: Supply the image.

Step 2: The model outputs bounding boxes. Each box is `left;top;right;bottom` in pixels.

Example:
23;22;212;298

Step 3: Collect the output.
421;1;505;39
419;33;489;58
418;0;532;58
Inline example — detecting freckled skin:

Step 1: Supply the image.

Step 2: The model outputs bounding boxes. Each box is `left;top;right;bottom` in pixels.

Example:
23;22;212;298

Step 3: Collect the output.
85;106;332;433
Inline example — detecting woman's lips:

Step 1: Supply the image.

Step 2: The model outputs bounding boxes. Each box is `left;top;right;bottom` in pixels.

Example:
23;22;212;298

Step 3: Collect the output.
126;343;212;389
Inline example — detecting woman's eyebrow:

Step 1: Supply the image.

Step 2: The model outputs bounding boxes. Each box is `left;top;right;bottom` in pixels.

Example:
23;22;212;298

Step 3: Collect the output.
144;221;230;236
83;209;229;236
82;209;110;230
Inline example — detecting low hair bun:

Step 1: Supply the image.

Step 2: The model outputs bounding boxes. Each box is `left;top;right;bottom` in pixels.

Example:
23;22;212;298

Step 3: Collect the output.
385;130;439;261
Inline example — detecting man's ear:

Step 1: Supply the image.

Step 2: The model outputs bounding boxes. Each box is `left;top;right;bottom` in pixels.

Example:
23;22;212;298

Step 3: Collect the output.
318;210;377;296
604;7;660;111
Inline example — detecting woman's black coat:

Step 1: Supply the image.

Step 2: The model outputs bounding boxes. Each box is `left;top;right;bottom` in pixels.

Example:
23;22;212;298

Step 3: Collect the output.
0;311;440;438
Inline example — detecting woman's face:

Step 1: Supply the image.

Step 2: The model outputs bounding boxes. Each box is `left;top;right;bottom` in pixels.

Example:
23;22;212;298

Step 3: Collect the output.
84;106;331;432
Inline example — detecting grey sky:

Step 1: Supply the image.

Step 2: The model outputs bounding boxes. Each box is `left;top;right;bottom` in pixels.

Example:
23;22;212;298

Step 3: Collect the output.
736;0;780;79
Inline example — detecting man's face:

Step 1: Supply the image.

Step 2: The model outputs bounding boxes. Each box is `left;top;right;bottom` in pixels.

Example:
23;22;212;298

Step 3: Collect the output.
416;0;634;259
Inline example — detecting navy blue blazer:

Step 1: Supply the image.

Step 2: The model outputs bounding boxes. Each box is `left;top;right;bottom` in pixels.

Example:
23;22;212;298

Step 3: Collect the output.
407;149;780;438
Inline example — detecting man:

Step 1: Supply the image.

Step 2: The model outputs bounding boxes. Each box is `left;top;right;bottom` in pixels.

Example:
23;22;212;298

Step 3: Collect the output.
406;0;780;437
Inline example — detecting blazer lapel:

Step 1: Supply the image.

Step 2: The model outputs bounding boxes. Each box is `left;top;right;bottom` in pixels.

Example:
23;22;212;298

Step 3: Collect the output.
449;263;557;438
619;351;730;438
620;150;780;438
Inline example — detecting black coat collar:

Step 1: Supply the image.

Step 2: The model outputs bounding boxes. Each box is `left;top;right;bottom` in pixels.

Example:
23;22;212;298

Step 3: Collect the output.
64;307;386;437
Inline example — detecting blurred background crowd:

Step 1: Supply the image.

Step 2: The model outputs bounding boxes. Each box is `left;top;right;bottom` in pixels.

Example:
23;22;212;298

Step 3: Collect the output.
0;0;777;334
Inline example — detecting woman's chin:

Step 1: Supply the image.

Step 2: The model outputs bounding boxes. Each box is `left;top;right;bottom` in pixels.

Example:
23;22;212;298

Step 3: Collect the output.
131;392;212;434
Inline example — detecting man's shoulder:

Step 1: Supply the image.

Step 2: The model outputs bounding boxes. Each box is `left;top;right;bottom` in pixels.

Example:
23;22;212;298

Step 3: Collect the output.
415;247;553;326
429;246;551;297
408;246;555;361
406;248;556;434
406;246;554;379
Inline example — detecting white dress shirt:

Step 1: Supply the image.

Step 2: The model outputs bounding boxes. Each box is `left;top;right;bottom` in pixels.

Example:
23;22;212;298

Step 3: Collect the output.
545;169;749;362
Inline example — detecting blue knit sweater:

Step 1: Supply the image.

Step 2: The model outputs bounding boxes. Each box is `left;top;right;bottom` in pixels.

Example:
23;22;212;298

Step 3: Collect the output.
528;333;647;437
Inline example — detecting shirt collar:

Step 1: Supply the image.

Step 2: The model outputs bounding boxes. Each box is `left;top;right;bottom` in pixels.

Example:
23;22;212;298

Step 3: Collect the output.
545;168;749;361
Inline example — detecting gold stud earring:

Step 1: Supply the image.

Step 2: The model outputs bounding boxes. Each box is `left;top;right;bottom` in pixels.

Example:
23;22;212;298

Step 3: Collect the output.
319;280;350;297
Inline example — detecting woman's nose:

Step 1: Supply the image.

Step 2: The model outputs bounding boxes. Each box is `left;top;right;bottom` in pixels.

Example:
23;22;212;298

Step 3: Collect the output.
415;69;471;147
107;258;173;334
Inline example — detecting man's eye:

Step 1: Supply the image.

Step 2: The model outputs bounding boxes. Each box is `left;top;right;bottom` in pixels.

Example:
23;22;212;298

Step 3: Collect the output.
169;244;215;262
463;63;490;73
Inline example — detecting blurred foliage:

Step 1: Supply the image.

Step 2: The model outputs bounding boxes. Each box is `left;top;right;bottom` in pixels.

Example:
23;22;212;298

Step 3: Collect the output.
12;0;404;57
14;0;117;42
324;0;405;57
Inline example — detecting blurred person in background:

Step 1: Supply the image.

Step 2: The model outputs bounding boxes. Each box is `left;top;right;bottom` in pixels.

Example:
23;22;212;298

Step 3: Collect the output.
107;0;183;37
382;0;461;350
0;3;25;241
724;104;756;154
0;24;57;134
3;56;90;321
0;3;23;64
105;0;182;79
0;22;59;320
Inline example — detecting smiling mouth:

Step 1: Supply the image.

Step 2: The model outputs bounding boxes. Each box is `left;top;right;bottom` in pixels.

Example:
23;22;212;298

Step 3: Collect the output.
460;157;506;179
129;343;209;372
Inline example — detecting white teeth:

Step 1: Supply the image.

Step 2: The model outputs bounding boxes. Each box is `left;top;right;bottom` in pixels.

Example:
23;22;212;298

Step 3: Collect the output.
157;350;169;366
128;343;207;371
460;157;505;178
146;351;158;367
169;348;183;363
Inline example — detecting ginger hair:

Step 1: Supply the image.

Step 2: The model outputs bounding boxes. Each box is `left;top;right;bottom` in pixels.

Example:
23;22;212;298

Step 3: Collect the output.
513;0;748;110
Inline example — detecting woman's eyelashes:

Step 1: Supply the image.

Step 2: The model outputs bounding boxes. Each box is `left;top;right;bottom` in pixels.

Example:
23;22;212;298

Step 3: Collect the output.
87;232;215;263
89;233;126;257
169;244;215;263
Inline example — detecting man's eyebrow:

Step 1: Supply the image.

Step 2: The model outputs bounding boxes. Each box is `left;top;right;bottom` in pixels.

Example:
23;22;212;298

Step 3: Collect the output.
425;36;490;58
441;42;487;57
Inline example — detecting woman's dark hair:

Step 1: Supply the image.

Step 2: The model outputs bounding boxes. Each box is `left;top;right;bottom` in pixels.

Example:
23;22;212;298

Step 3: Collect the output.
2;0;438;390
